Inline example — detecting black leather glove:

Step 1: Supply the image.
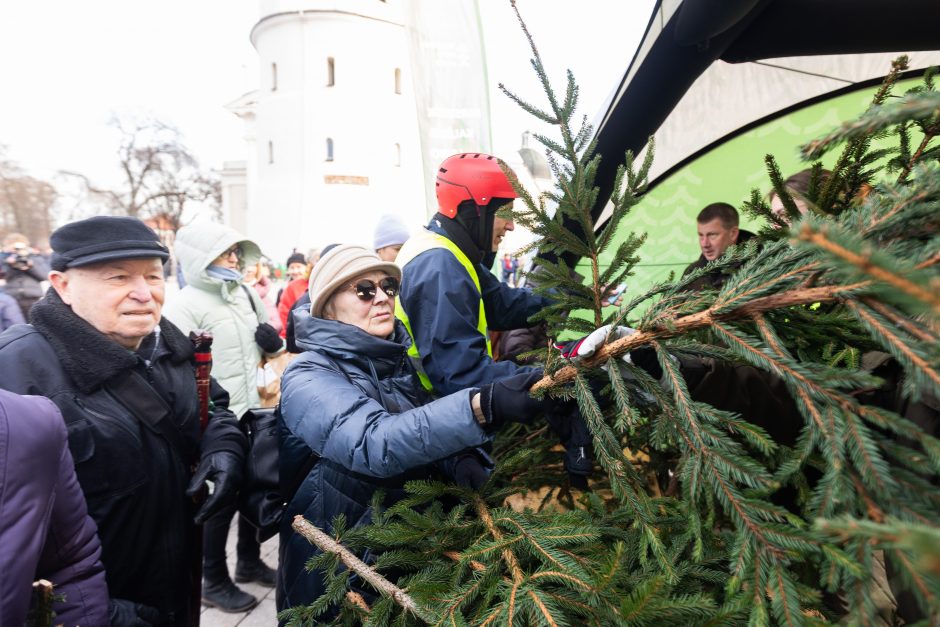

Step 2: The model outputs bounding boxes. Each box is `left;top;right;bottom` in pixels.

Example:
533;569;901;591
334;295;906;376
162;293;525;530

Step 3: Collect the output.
630;346;663;379
478;371;546;431
109;599;163;626
545;401;594;488
453;453;491;490
187;451;242;524
255;322;283;354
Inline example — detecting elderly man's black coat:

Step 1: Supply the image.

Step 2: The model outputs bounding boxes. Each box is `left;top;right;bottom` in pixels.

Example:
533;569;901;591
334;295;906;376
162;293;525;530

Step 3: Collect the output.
0;291;245;624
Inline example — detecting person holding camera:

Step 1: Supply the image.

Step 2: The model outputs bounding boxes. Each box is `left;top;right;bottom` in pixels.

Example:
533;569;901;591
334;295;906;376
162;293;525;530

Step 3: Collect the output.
1;233;49;320
164;221;283;613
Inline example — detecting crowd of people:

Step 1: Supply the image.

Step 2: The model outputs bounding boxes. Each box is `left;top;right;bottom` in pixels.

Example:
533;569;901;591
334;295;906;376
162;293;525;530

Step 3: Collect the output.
0;153;933;626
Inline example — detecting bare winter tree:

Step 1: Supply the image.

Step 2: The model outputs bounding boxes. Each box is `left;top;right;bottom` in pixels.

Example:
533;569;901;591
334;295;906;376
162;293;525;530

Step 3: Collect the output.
0;146;58;246
62;115;220;232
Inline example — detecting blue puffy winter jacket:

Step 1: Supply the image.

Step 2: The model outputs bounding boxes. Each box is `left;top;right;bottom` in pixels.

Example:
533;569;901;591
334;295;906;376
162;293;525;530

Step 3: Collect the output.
276;313;490;611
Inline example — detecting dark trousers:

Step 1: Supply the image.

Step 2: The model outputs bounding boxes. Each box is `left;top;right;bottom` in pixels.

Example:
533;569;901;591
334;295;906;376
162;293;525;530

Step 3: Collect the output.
203;508;260;580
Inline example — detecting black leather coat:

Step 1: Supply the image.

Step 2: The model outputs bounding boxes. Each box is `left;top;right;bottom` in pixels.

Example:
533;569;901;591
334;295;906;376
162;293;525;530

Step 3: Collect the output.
0;290;245;624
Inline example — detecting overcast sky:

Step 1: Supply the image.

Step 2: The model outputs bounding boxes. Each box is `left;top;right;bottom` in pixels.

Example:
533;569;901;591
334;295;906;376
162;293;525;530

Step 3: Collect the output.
0;1;652;192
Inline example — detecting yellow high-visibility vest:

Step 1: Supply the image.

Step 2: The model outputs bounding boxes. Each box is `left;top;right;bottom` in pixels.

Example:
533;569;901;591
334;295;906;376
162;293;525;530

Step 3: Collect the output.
395;228;491;391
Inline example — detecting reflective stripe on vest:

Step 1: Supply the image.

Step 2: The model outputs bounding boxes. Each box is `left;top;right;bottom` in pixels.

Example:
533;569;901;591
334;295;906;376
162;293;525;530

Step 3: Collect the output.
395;228;492;392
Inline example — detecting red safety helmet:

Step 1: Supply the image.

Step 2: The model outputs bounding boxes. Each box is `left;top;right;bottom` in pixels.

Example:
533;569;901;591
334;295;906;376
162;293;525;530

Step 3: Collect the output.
435;153;518;218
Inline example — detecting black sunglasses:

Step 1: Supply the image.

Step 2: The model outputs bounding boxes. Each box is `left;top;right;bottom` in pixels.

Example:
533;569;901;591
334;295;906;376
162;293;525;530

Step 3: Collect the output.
349;277;400;301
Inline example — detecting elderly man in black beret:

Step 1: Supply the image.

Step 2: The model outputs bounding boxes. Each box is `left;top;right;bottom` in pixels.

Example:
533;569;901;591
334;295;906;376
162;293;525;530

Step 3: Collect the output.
0;216;247;626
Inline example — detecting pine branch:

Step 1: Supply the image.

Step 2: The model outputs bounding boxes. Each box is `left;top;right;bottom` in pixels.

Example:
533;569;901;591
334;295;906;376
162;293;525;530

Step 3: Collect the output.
898;121;939;183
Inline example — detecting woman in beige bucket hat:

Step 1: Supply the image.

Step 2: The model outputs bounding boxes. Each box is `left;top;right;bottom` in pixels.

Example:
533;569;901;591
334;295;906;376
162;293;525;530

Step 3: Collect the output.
275;244;556;611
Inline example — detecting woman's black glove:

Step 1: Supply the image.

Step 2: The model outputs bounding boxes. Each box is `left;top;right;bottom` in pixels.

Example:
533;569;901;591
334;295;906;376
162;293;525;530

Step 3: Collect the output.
453;453;491;489
255;322;283;354
108;599;163;626
478;371;546;431
187;451;242;524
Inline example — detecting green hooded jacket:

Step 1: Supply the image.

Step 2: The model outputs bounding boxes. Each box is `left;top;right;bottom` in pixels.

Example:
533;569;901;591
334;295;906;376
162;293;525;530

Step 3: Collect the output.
163;221;270;418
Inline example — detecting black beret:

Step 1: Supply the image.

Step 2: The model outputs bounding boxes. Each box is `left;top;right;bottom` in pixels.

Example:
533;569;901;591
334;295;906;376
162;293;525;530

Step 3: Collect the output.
50;216;170;271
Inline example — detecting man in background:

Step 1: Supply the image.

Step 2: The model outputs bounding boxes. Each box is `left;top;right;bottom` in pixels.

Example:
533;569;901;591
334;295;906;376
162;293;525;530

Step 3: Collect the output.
682;202;755;292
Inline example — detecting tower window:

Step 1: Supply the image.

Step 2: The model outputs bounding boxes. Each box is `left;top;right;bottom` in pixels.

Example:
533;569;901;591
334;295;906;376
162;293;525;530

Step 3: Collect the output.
394;68;401;94
327;57;335;87
271;62;278;91
268;141;274;164
326;138;334;162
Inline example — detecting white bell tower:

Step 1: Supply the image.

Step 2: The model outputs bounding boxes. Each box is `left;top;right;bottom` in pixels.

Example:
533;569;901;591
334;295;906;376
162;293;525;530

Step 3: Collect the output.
241;0;425;260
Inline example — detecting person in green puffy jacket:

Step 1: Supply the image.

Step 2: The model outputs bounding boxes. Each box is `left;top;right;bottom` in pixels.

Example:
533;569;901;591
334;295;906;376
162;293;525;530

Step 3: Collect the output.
164;220;284;612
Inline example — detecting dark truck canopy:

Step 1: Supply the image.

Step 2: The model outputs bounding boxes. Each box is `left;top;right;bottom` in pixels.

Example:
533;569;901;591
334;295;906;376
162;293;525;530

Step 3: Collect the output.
577;0;940;239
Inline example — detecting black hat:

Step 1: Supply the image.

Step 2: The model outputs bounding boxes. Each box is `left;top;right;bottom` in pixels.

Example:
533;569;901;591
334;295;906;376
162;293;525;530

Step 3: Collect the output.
50;216;170;271
286;252;306;267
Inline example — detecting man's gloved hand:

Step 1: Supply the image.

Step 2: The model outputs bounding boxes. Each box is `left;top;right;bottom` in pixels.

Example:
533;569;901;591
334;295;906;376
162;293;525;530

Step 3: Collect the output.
186;451;242;524
555;325;668;380
453;453;491;490
629;346;664;380
545;402;594;489
108;599;163;626
255;322;283;354
555;324;636;365
478;371;546;431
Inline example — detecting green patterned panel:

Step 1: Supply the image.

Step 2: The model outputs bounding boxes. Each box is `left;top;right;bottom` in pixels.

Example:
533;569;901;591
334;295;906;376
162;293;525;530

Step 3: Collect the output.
579;78;922;320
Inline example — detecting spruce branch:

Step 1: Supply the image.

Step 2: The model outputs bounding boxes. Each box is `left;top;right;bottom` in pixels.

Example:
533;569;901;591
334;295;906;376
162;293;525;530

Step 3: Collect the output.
473;499;525;586
291;515;435;623
796;222;940;315
898;121;939;184
859;296;938;343
846;300;940;393
346;591;371;614
532;283;865;392
802;91;940;161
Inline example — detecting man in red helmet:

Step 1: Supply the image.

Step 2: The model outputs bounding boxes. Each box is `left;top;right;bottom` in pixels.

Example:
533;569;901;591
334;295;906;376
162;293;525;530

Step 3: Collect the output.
396;153;592;485
396;153;553;395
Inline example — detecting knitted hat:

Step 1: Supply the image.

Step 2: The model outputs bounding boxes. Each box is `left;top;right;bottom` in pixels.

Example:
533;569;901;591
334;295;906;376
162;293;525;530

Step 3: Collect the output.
50;216;169;271
308;244;401;318
373;214;411;250
286;252;306;267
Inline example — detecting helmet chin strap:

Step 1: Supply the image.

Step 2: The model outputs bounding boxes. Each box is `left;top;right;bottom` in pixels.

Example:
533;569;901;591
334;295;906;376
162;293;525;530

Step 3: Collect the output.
477;203;492;256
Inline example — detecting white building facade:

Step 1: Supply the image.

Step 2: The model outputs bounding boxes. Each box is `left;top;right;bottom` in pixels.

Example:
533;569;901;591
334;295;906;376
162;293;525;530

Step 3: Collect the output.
231;0;426;262
223;0;554;264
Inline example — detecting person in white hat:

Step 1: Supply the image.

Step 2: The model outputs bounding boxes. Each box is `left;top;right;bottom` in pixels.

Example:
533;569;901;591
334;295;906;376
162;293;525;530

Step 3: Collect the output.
275;244;568;612
373;214;411;262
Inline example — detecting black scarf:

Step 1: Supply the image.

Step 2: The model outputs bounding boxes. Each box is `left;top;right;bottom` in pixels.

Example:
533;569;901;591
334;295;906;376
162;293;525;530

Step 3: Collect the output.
29;289;193;393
